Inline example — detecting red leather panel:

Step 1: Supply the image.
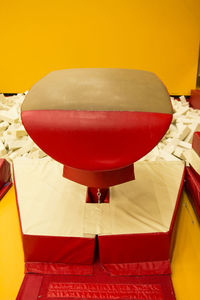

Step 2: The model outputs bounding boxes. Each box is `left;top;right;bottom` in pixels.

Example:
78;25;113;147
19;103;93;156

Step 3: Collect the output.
186;166;200;218
189;89;200;109
192;132;200;157
17;262;176;300
63;164;134;187
103;260;171;276
23;234;95;265
0;159;11;190
25;262;93;275
47;282;163;299
16;274;43;300
98;232;171;264
22;110;172;171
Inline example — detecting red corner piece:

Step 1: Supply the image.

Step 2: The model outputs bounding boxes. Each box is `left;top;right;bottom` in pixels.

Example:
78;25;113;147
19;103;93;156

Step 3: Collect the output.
189;89;200;109
192;132;200;157
0;159;12;200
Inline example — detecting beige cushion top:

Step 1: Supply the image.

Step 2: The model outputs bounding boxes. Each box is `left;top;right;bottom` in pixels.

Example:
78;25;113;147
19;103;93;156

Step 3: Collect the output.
14;158;184;237
22;68;172;114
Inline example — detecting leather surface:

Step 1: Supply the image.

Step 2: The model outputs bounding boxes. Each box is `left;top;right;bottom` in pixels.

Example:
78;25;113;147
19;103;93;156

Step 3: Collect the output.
192;132;200;157
22;110;172;171
22;68;172;114
103;260;171;276
189;89;200;109
0;159;11;190
23;234;95;264
25;262;93;275
16;262;176;300
98;232;171;264
63;164;134;187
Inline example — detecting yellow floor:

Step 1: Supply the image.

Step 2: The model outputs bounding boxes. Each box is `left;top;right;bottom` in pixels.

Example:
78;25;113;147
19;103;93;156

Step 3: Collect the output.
0;186;200;299
171;191;200;300
0;187;24;300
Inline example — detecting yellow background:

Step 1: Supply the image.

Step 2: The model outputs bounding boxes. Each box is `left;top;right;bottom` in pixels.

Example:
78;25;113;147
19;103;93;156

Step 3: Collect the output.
0;0;199;94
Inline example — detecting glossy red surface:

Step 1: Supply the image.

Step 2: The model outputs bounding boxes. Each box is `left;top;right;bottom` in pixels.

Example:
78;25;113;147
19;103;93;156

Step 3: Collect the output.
17;261;176;300
189;89;200;109
0;159;11;190
63;164;134;188
192;132;200;157
23;234;95;265
22;110;172;171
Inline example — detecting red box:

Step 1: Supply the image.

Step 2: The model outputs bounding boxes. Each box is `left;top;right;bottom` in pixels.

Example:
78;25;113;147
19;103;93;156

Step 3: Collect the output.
14;158;96;265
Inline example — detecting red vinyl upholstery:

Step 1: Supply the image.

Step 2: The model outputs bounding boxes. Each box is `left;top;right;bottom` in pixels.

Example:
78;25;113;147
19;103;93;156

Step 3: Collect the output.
21;68;172;187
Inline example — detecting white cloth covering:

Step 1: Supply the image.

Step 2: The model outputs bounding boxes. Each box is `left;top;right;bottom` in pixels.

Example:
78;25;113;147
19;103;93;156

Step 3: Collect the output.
13;158;184;237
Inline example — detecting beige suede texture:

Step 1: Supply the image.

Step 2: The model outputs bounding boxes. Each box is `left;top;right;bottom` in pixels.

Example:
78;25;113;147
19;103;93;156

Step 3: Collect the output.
14;158;184;237
22;69;172;114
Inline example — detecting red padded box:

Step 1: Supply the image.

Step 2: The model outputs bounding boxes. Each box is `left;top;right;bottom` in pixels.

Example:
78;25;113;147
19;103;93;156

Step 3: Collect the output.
15;160;183;299
13;158;96;265
192;132;200;157
98;161;185;275
0;159;12;200
189;89;200;110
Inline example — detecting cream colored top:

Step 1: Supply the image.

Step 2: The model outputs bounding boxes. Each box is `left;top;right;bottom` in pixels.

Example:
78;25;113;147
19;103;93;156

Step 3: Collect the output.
22;69;172;114
13;158;184;237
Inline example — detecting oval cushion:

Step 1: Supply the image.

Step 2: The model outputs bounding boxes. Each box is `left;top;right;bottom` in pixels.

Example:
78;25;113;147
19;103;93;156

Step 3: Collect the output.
21;68;172;171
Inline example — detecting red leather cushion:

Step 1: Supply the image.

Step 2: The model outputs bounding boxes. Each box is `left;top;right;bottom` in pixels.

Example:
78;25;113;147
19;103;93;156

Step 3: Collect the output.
22;110;171;171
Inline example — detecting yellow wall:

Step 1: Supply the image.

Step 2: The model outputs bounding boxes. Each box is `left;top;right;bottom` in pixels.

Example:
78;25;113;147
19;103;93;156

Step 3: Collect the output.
0;0;199;94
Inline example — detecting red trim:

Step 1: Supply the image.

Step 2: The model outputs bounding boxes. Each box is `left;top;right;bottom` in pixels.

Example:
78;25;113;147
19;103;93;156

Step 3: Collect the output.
186;166;200;218
12;165;24;251
25;262;93;275
103;260;171;276
169;167;185;232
